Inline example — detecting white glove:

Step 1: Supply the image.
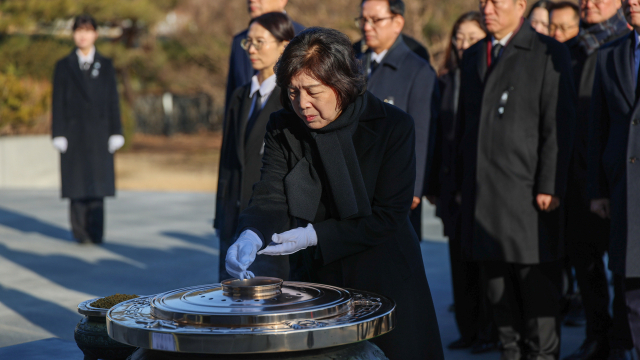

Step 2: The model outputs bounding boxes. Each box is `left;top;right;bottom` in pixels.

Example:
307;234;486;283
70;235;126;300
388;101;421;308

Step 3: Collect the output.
225;230;263;280
258;223;317;256
52;137;68;153
108;134;125;154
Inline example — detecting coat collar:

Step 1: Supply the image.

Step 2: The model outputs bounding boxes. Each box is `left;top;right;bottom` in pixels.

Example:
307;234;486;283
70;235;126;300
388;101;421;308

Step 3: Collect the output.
477;18;534;80
66;50;91;101
612;31;636;107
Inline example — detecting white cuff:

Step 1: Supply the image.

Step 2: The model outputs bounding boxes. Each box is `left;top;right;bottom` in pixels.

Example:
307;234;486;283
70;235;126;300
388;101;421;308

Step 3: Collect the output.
240;229;263;249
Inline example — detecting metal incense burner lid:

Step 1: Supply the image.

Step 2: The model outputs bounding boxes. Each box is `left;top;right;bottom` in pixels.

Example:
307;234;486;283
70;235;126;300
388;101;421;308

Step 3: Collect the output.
107;277;395;354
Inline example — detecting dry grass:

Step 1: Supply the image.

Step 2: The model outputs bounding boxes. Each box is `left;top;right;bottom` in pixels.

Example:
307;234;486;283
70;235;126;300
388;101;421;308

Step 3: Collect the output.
115;132;221;192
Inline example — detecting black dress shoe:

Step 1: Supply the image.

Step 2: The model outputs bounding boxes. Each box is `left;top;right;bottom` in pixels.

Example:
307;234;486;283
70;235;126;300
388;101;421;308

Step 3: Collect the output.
471;339;500;354
608;349;636;360
563;339;610;360
447;337;476;350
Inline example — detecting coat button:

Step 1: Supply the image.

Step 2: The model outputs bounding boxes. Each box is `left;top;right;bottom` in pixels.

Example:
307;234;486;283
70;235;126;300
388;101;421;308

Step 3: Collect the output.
631;157;638;163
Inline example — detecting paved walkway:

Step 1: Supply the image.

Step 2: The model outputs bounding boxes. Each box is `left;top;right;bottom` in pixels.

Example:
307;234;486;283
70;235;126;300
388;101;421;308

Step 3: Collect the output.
0;190;584;359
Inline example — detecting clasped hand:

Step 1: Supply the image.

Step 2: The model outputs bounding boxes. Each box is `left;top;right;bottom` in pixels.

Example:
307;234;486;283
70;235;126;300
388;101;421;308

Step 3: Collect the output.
225;230;262;280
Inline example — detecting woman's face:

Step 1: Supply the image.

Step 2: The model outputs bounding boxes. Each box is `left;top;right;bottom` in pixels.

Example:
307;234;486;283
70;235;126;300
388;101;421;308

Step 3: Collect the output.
288;72;342;130
246;23;287;72
455;21;486;59
529;7;550;35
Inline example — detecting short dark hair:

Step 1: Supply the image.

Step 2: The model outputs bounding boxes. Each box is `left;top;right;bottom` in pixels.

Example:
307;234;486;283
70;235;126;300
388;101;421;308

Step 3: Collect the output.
550;1;580;19
361;0;405;16
275;27;366;112
527;0;554;18
73;14;97;31
249;12;295;43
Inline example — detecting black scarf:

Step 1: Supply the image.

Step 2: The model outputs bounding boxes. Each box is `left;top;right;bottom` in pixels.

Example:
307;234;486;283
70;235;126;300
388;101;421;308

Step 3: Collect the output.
578;9;629;55
285;94;371;222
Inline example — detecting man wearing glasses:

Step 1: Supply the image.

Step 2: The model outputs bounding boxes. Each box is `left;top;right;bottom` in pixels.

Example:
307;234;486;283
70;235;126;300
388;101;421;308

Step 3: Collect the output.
549;2;580;43
356;0;439;239
560;0;631;359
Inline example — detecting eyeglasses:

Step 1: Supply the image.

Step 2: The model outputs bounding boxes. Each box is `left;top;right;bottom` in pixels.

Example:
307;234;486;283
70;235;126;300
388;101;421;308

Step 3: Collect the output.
354;16;396;28
240;38;278;51
579;0;607;6
549;23;579;33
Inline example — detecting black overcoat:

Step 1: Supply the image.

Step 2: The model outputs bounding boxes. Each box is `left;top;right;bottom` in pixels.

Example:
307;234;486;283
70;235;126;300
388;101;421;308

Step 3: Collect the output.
236;91;444;359
588;33;640;277
214;84;289;279
51;50;122;199
358;35;440;198
456;21;576;264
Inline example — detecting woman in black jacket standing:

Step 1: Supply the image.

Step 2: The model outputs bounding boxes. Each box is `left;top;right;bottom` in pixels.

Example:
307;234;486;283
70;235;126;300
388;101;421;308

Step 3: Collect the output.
224;27;443;360
215;12;294;281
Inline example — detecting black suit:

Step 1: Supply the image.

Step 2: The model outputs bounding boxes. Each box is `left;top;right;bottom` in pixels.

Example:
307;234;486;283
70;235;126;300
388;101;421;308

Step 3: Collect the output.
457;20;576;358
52;50;122;243
237;92;444;359
214;83;287;281
589;32;640;354
564;26;631;351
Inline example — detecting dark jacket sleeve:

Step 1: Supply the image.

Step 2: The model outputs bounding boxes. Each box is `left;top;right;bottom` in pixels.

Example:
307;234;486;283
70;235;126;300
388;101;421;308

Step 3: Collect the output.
51;61;66;138
536;42;576;198
106;60;122;136
587;52;610;199
313;111;416;265
235;114;292;243
407;63;438;197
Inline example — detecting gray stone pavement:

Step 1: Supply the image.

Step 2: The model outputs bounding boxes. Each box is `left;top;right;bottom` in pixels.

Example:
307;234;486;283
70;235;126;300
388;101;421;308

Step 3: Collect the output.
0;189;585;359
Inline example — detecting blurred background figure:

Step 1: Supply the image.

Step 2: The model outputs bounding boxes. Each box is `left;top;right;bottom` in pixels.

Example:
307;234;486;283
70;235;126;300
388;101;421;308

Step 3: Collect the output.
51;14;123;245
355;0;439;239
561;0;632;359
456;0;576;357
215;12;294;282
528;0;554;35
432;11;499;355
549;2;580;43
224;0;304;113
588;0;640;357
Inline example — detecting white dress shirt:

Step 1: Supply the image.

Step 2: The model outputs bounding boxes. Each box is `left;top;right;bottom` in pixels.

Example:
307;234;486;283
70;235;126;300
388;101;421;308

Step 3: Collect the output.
247;73;277;120
368;49;388;76
77;46;96;68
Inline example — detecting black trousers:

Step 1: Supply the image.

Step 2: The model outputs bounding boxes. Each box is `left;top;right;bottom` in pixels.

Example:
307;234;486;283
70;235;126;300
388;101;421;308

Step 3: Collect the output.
612;275;639;352
565;195;612;342
70;198;104;243
482;261;562;360
409;202;422;240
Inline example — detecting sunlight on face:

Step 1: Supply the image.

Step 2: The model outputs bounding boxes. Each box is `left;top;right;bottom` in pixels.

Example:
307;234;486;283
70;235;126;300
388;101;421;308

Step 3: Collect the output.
288;72;341;130
246;22;287;73
455;21;487;59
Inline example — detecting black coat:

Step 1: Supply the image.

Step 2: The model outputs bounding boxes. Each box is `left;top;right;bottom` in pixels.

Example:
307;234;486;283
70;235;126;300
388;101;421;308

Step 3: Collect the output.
224;21;305;113
358;35;440;197
456;21;576;264
236;91;443;360
588;33;640;277
431;70;460;242
214;84;283;242
51;50;122;199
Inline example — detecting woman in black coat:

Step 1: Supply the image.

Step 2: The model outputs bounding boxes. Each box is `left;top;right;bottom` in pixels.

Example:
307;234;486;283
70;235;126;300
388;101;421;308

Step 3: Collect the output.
224;27;443;360
214;13;295;281
51;14;123;244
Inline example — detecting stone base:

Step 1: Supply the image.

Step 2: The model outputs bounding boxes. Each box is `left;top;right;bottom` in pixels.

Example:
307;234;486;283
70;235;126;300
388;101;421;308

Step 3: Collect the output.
126;341;388;360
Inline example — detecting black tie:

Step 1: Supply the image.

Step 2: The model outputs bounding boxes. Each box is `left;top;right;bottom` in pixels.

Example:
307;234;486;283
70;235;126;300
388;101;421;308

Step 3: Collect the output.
245;91;262;142
370;60;379;75
492;43;503;64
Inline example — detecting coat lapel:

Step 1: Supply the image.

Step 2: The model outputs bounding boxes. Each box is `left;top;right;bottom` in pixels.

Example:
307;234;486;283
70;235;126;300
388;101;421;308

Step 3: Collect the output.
245;86;282;156
66;51;91;102
613;32;636;108
476;38;489;81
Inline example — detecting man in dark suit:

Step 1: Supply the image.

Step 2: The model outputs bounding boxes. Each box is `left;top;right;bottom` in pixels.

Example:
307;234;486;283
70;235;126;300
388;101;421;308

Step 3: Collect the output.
224;0;304;113
456;0;576;358
356;0;439;239
52;14;123;245
558;0;632;359
589;0;640;356
353;33;431;63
